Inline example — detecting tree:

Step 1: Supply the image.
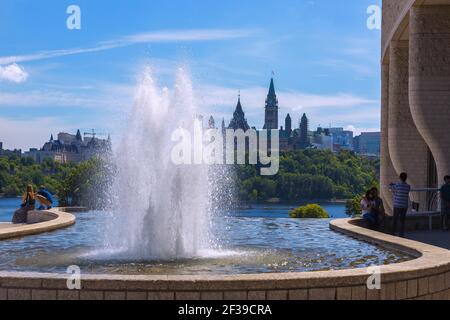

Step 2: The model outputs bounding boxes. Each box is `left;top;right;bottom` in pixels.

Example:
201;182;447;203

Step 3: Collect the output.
235;149;380;202
289;204;329;219
57;157;111;210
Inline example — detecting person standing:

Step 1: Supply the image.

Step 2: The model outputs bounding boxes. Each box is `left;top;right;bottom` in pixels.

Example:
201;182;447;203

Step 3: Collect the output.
439;176;450;231
390;173;411;237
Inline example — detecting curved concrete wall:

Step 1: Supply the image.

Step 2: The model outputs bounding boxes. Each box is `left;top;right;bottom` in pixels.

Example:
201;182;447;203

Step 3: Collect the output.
382;0;416;60
0;208;76;240
388;41;428;194
0;217;449;300
381;63;399;214
409;5;450;185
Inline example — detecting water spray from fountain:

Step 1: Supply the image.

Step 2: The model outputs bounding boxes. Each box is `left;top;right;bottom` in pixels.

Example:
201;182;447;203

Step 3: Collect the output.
105;66;231;260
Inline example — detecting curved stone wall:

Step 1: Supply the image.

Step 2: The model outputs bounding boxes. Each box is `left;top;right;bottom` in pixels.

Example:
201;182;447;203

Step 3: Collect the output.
0;208;76;240
380;63;399;214
382;0;416;61
409;5;450;185
388;40;428;196
0;216;449;300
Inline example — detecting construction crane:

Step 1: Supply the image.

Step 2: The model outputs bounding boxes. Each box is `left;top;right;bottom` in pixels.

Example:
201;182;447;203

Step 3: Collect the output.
83;129;107;141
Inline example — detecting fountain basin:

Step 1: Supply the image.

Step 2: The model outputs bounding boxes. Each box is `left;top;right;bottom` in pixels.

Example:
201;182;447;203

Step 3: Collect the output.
0;214;449;300
0;208;412;275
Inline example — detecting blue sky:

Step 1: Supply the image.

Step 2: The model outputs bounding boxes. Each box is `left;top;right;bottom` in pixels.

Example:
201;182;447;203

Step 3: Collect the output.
0;0;382;150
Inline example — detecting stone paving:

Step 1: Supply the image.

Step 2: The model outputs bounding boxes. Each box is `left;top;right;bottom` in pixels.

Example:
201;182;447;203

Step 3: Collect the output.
406;231;450;251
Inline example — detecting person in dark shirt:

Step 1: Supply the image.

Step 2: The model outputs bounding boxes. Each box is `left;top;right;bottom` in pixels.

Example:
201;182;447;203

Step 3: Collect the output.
370;187;385;230
440;176;450;231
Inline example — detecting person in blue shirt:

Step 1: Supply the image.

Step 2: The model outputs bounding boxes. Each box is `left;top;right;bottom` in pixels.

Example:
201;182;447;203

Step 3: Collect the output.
37;185;54;210
389;172;411;238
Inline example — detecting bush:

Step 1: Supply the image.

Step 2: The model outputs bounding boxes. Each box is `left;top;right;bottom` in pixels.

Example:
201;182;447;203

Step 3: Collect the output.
289;204;329;219
345;194;363;217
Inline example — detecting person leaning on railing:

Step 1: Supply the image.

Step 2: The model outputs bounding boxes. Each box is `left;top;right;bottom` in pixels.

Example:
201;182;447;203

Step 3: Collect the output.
389;172;411;238
440;176;450;231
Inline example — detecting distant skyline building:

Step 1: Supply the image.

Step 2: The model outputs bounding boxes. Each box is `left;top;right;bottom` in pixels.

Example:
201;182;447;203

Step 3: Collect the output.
285;114;292;135
263;78;279;130
23;130;111;164
354;132;380;156
3;76;380;162
299;113;309;149
311;126;333;151
228;95;250;131
330;127;354;151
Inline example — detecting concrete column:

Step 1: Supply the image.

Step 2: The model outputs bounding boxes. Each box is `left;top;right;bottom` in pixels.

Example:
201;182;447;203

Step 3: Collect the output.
388;40;429;204
380;62;398;215
410;5;450;186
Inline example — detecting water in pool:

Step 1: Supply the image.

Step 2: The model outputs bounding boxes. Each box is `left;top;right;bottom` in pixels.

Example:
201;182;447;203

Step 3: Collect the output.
0;200;411;275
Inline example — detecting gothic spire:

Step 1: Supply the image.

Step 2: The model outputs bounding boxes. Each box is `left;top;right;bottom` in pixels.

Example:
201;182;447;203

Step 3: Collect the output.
264;77;279;130
76;129;83;141
228;94;250;131
268;78;276;99
236;91;243;113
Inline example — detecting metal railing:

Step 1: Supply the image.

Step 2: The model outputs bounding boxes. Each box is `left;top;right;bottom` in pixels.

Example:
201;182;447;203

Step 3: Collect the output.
409;188;441;230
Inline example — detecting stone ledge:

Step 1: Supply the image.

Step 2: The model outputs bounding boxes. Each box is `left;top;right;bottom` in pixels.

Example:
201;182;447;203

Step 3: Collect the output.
0;208;76;240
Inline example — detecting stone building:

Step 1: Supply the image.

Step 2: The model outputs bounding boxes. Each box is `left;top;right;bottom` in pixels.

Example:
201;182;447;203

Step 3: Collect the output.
381;0;450;214
23;130;111;164
354;132;380;156
299;113;309;149
228;95;250;131
263;78;279;130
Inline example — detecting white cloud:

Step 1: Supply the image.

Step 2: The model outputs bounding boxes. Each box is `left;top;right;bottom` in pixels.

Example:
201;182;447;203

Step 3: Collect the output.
0;28;257;65
125;29;256;43
0;63;29;83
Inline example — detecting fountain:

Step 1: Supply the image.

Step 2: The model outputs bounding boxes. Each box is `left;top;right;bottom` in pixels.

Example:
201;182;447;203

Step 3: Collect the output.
0;67;412;276
105;67;221;260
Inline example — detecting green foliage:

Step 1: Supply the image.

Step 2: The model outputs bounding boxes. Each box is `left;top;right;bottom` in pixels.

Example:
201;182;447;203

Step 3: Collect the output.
345;194;363;217
236;150;379;202
0;155;111;210
0;155;74;197
289;204;329;219
58;157;111;210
